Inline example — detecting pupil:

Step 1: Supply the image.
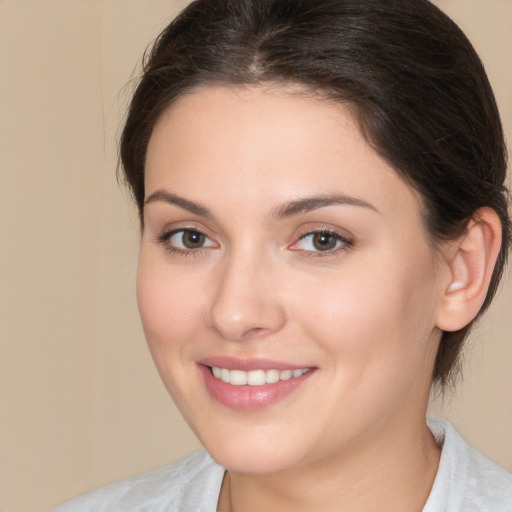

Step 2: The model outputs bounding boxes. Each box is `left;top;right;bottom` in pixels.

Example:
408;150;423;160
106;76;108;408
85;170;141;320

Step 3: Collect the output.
183;230;204;248
313;233;337;251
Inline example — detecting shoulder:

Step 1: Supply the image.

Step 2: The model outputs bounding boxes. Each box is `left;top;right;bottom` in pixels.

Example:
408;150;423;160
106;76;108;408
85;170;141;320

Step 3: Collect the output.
425;418;512;512
52;450;224;512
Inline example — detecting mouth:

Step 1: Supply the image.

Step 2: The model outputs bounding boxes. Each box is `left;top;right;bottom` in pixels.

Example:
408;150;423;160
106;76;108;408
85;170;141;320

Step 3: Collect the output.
210;366;310;386
198;359;315;411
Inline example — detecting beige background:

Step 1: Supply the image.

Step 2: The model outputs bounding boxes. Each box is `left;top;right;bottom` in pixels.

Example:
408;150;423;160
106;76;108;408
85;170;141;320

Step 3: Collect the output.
0;1;510;511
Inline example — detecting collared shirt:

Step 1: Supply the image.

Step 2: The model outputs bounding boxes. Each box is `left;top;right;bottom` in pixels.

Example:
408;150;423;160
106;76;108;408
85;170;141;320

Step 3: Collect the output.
53;419;512;511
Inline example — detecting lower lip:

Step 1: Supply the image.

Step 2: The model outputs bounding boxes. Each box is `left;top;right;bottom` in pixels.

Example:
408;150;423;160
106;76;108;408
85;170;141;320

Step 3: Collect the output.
198;365;314;412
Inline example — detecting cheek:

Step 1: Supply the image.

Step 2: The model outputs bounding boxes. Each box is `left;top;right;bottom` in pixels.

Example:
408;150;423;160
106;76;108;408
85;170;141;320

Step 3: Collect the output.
291;251;437;367
136;254;205;355
136;254;210;417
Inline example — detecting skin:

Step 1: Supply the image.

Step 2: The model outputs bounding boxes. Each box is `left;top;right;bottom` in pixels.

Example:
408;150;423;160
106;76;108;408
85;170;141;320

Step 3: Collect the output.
137;85;453;511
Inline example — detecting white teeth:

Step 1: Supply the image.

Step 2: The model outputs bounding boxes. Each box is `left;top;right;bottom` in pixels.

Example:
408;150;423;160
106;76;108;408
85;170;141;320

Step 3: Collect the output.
210;366;310;385
229;370;247;386
280;369;292;381
220;368;230;383
265;369;280;384
247;370;266;386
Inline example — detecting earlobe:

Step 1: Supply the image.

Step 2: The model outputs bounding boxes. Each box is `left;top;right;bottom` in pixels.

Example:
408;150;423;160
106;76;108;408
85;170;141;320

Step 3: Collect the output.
436;207;502;332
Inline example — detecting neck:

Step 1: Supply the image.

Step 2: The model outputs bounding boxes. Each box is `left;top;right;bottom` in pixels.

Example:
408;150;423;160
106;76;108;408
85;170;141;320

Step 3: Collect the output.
217;417;440;512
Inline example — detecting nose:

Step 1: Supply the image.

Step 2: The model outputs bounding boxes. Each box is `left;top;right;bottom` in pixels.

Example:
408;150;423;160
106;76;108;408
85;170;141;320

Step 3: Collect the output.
206;249;286;342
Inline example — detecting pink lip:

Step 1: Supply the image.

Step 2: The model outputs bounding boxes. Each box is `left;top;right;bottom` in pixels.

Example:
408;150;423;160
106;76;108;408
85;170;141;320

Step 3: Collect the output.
197;358;316;412
199;356;310;372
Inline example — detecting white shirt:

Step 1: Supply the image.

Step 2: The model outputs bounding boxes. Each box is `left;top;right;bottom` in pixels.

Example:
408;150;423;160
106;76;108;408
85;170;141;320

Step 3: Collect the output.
53;419;512;511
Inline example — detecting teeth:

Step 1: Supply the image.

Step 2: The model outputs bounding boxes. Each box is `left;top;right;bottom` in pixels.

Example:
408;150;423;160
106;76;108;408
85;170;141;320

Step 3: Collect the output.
229;370;247;386
210;367;309;386
280;370;292;381
247;369;266;386
265;369;280;384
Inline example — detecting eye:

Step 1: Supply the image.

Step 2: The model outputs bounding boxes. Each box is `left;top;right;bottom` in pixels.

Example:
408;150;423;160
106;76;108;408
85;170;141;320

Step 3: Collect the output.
160;228;217;253
292;230;352;253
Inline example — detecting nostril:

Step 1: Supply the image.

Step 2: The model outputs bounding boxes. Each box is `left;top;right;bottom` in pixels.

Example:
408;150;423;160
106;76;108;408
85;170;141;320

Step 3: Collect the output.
243;327;269;338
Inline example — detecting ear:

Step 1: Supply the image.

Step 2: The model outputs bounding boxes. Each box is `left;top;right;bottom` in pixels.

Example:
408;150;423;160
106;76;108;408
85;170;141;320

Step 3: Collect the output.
435;207;502;332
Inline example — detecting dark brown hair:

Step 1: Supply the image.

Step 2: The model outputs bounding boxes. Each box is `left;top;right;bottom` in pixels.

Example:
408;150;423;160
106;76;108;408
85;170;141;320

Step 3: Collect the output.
120;0;510;387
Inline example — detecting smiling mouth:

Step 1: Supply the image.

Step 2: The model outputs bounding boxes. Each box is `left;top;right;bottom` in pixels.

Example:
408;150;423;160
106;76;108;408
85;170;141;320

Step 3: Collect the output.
209;366;311;386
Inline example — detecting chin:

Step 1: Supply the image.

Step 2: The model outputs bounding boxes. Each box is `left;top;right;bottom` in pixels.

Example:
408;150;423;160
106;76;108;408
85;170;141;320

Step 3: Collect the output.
210;445;296;475
197;421;303;475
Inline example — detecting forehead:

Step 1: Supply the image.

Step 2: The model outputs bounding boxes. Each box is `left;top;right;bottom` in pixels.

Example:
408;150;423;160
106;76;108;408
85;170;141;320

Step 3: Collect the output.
145;85;422;222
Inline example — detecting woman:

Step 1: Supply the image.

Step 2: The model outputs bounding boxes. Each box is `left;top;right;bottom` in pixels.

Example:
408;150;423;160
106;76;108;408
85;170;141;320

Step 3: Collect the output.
54;0;511;510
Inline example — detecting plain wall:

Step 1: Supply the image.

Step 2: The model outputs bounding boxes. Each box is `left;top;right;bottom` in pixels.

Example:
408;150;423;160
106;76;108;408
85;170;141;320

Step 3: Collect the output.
0;1;510;511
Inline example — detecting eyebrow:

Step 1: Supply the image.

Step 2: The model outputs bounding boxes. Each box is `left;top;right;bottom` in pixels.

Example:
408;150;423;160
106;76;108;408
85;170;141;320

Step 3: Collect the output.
271;194;379;220
144;189;212;218
144;189;378;220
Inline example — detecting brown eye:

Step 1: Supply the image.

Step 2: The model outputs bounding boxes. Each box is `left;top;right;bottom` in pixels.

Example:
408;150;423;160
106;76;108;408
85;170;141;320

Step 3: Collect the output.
312;232;339;251
181;230;205;248
166;229;217;251
293;230;352;253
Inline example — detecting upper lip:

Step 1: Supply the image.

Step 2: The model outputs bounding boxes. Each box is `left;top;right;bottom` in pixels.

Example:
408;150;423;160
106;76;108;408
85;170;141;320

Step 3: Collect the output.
198;356;313;372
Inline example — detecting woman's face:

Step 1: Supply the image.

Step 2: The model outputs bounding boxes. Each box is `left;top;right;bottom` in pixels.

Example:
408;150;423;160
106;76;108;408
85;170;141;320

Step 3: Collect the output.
138;85;447;474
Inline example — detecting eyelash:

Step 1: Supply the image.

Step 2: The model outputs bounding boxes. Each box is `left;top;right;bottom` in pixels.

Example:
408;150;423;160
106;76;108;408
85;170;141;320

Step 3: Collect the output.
156;228;217;257
291;229;353;257
156;227;353;257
